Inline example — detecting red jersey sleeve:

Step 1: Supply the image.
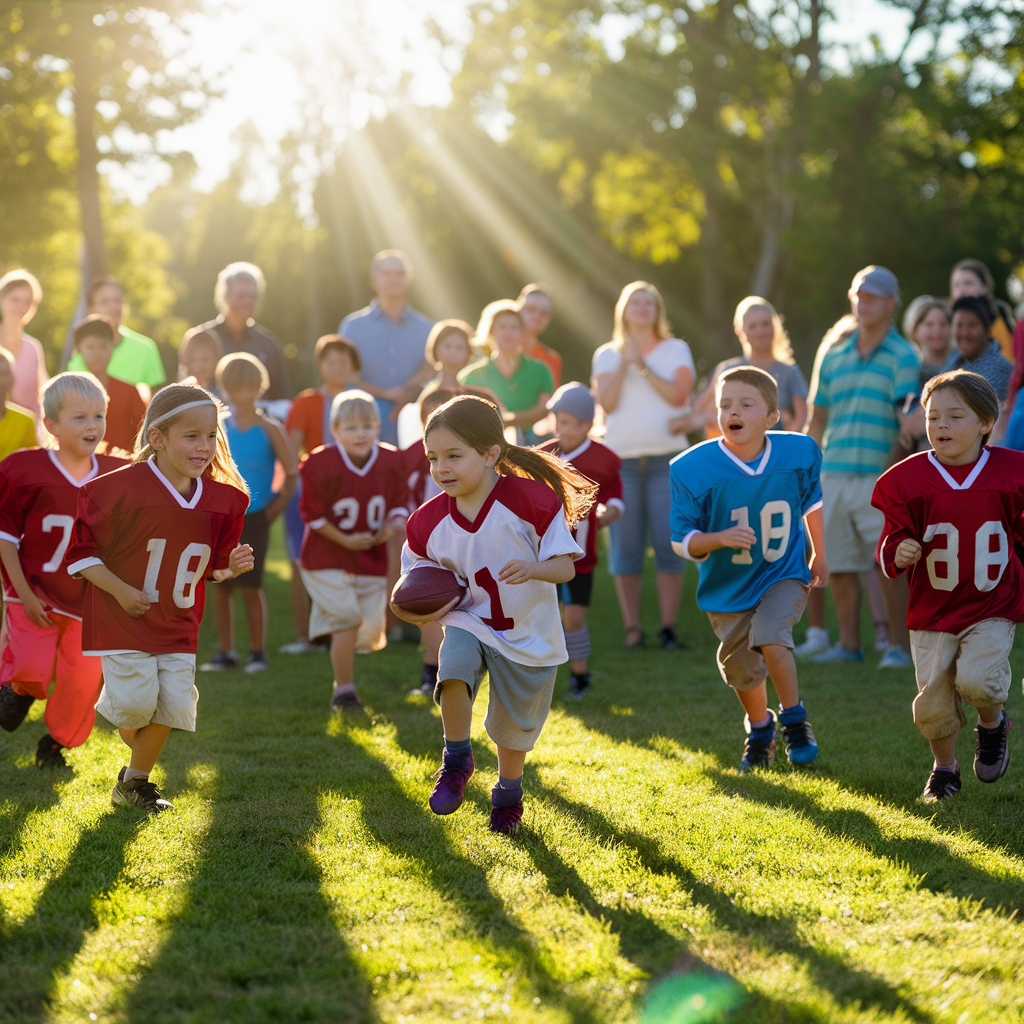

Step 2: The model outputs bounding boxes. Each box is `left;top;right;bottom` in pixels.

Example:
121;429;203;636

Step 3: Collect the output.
298;449;330;528
66;489;112;575
871;467;917;579
0;462;25;544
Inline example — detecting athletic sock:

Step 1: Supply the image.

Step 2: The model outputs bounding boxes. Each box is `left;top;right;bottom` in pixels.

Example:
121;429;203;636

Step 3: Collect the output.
934;758;959;772
124;767;149;783
422;663;439;688
493;774;523;807
444;735;472;757
750;713;773;731
333;682;356;697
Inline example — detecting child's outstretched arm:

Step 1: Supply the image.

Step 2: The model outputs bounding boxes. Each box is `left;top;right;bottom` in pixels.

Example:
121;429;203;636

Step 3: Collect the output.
78;563;151;618
802;506;829;588
0;539;53;627
499;553;575;585
211;544;256;582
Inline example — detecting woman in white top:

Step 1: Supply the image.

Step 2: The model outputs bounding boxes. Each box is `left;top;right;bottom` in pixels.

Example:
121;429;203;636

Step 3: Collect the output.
0;270;48;418
592;281;694;649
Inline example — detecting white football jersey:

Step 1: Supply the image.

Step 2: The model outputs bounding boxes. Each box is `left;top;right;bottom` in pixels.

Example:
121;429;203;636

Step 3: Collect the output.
402;475;582;666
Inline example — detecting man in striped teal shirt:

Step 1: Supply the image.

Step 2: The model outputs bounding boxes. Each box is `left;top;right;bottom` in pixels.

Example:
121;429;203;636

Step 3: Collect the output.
807;266;920;666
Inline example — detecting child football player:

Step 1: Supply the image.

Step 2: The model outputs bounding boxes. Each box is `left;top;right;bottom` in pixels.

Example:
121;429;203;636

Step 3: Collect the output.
670;366;827;771
540;382;623;698
392;394;595;834
298;390;409;712
0;373;127;767
65;383;253;811
872;370;1019;802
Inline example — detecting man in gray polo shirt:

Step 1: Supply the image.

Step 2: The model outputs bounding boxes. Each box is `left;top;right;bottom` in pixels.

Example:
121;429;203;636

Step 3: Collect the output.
339;250;436;446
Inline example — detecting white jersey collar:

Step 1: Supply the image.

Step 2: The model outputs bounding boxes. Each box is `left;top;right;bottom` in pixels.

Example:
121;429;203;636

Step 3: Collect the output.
717;436;772;477
927;448;989;491
48;449;99;488
336;441;379;477
559;438;592;462
147;457;204;509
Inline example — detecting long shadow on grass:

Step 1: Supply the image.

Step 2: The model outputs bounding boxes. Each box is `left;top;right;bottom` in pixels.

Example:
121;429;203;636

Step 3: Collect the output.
0;740;67;877
331;729;609;1024
704;767;1024;916
533;783;936;1024
121;758;378;1024
0;810;136;1022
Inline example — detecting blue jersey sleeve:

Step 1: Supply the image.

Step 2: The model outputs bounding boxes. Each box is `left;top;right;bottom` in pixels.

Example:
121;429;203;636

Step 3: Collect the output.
669;456;708;560
802;439;823;514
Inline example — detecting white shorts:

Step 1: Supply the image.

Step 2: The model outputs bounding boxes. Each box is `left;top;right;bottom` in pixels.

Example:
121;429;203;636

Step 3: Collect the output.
821;472;885;574
95;652;198;732
910;619;1014;740
300;568;387;653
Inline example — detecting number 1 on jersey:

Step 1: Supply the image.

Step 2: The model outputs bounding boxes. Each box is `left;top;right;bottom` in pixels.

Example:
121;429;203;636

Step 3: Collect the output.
474;568;515;631
729;508;753;565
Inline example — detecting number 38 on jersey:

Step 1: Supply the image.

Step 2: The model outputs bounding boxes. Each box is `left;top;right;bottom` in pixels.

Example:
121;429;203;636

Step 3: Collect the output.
921;520;1009;593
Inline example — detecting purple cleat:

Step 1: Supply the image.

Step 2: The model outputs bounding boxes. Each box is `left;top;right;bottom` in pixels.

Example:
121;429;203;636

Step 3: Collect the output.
428;749;474;815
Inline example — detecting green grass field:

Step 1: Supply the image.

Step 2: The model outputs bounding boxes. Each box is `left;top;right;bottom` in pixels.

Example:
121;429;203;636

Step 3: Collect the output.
2;528;1024;1024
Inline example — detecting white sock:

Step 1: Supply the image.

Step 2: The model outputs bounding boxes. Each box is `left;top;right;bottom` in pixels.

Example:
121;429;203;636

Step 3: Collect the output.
933;758;958;772
333;682;356;696
124;767;149;782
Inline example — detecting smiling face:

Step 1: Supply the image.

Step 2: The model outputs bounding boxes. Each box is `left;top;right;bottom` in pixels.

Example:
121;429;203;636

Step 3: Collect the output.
953;309;989;361
1;282;35;328
717;380;778;452
333;411;379;464
77;332;114;378
150;406;219;482
950;267;987;300
491;312;523;354
915;307;952;362
740;306;774;355
425;424;499;500
623;289;658;332
926;387;992;465
519;292;552;338
45;391;107;459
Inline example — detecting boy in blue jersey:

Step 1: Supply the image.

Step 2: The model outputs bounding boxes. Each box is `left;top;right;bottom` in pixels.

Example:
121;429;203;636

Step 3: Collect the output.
670;367;828;770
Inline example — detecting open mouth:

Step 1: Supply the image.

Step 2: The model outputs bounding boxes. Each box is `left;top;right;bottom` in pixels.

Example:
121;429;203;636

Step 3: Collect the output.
728;423;744;433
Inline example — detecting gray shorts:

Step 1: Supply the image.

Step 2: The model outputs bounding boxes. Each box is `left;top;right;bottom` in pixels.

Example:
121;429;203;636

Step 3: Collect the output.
705;578;810;692
437;626;557;751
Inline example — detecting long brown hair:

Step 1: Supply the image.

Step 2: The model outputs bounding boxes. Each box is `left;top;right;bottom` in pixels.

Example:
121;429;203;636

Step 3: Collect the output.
133;383;249;494
424;394;597;527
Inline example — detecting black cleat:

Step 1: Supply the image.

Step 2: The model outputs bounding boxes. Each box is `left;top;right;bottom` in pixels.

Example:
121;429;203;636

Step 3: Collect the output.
922;763;961;803
35;733;69;769
112;768;174;812
0;684;35;732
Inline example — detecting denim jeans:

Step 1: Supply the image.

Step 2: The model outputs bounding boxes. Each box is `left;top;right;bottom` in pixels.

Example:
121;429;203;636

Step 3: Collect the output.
608;453;685;576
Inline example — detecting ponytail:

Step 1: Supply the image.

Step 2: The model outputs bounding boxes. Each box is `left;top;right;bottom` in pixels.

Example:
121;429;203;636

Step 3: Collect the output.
424;394;597;528
133;383;250;496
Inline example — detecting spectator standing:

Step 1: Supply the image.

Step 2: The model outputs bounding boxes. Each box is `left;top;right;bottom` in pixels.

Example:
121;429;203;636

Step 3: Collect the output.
0;270;48;418
592;281;694;649
339;249;435;447
517;284;562;390
0;351;38;459
904;296;953;384
949;259;1015;363
67;278;167;397
941;296;1012;402
194;263;292;404
806;265;919;668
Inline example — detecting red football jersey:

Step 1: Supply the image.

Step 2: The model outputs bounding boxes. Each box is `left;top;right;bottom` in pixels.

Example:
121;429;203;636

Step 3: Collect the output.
402;440;443;511
540;438;623;574
66;459;248;654
298;442;409;575
872;447;1024;633
0;449;128;618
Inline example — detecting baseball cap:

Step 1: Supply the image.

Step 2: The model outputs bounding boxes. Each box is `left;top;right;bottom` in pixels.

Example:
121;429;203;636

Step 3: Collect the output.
546;381;595;422
851;265;900;300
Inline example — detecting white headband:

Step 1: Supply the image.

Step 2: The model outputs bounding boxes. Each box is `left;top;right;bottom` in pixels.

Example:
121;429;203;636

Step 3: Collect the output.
146;399;218;431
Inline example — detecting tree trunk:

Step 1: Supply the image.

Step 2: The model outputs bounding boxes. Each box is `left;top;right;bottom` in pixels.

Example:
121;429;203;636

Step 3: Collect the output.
72;49;107;279
698;194;730;357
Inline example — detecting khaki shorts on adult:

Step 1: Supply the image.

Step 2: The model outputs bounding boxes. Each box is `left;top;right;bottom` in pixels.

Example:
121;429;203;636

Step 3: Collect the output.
96;652;198;732
706;578;810;692
438;625;557;751
821;472;885;574
910;618;1014;740
300;568;386;653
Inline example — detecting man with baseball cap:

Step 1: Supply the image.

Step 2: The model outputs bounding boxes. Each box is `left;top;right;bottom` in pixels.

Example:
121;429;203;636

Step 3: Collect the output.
806;265;920;667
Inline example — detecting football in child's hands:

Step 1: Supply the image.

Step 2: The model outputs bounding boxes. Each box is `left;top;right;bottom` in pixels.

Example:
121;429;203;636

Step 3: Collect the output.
391;565;466;617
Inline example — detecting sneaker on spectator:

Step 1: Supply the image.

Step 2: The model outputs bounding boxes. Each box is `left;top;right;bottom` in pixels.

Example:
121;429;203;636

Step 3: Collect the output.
873;624;892;652
245;651;269;674
811;644;864;664
878;645;913;669
199;651;238;672
793;627;830;659
278;639;321;655
974;712;1012;783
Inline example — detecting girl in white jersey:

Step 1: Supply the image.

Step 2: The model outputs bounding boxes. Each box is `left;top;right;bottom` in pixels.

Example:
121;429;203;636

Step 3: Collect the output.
394;395;595;834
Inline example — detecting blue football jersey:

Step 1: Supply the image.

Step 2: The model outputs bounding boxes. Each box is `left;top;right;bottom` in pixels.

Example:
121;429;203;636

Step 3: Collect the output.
670;433;823;613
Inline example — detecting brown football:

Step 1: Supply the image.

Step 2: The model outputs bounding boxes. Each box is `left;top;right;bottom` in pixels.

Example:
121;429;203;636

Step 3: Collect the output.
391;565;466;617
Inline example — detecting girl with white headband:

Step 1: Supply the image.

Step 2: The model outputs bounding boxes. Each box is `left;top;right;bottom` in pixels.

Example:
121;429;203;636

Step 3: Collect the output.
66;383;253;812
